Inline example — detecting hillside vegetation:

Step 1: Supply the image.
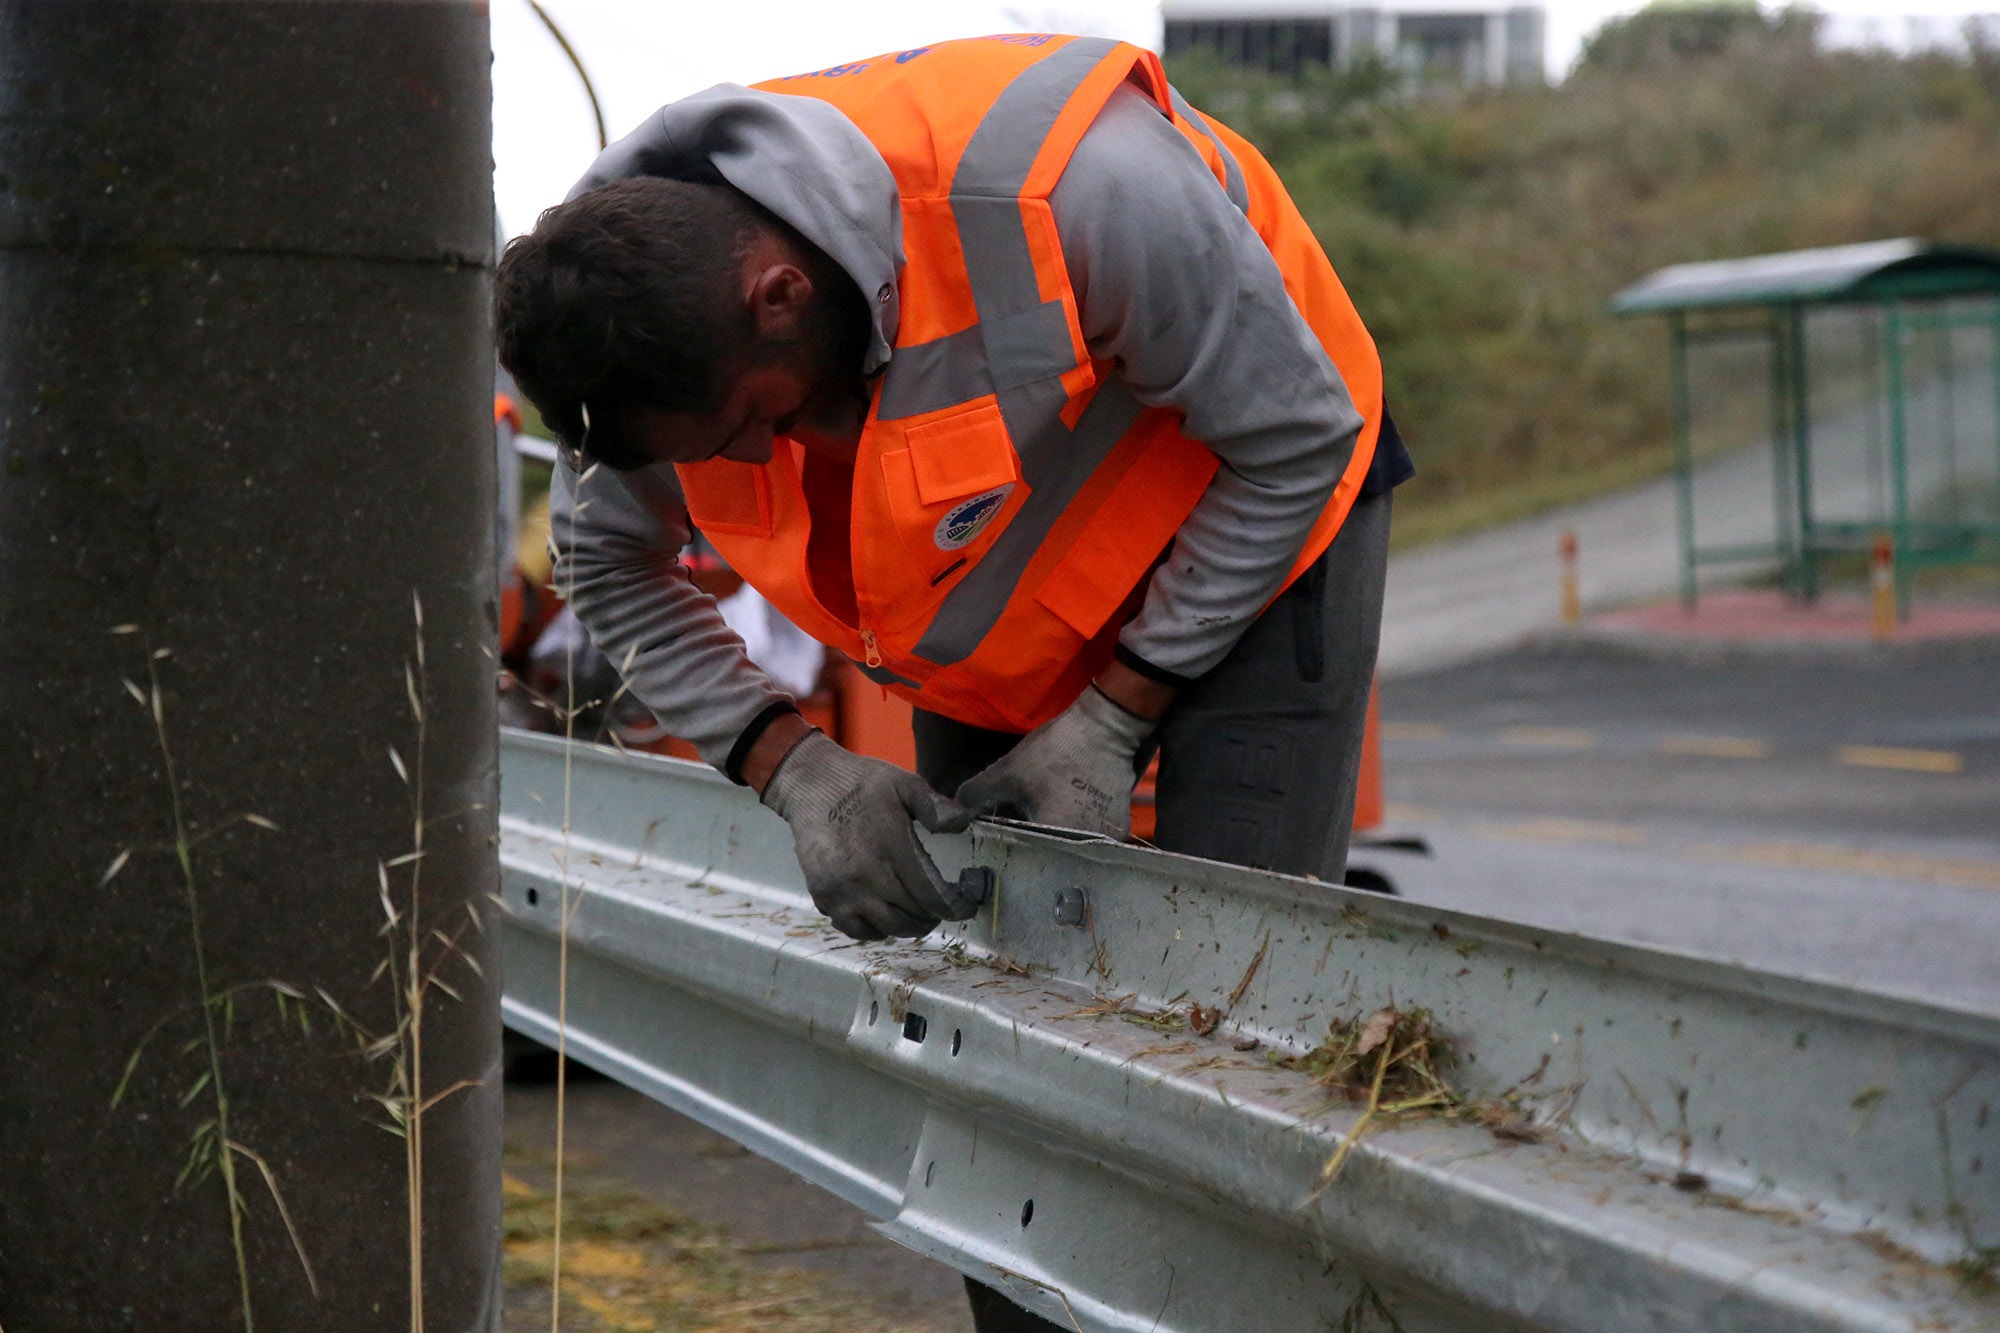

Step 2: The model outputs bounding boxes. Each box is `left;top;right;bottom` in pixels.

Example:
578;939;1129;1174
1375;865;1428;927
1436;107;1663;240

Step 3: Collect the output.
1166;7;2000;547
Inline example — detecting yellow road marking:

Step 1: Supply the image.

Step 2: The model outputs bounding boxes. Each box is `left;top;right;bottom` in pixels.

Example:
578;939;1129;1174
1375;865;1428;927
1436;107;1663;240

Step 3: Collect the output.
1710;842;2000;891
1661;735;1771;759
1476;817;1649;846
1497;726;1596;749
1835;745;1964;774
1382;721;1449;741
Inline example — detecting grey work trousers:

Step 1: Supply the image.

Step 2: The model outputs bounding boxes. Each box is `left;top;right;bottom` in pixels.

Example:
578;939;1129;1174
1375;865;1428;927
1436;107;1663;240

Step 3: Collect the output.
911;488;1392;1332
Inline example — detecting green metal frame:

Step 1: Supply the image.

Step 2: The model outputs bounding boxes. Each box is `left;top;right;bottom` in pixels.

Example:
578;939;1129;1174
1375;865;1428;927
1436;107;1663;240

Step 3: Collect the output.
1663;297;2000;611
1627;244;2000;612
1665;316;1818;609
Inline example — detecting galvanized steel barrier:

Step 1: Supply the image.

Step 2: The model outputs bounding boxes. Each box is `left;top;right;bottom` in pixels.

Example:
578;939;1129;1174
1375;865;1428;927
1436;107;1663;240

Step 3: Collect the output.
498;730;1999;1331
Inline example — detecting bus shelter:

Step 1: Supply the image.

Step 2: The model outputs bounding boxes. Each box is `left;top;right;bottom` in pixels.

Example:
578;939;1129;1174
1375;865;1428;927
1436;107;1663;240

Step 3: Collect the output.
1610;238;2000;610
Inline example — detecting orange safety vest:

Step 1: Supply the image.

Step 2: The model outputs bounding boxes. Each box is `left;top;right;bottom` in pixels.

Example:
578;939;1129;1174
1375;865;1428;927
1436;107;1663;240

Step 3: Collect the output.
676;35;1383;734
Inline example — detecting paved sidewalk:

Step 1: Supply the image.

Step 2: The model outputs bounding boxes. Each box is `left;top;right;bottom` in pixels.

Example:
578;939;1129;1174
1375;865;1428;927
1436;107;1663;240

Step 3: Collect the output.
1379;465;1702;676
1380;352;1999;674
1589;588;2000;646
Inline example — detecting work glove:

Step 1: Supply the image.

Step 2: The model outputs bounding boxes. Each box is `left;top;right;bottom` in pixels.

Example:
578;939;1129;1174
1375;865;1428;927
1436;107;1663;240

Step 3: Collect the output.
956;684;1157;841
761;729;978;941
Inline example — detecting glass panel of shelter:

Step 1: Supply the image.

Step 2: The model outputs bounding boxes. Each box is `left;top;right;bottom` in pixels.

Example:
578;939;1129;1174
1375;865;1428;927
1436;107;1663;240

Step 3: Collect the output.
1672;293;2000;612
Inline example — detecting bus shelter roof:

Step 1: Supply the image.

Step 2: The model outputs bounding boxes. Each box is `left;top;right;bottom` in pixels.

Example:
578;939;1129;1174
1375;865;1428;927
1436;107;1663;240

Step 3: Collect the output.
1609;238;2000;315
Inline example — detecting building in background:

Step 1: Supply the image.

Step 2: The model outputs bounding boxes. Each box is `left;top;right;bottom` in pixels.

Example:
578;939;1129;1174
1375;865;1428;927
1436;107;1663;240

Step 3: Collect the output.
1163;0;1544;84
1819;10;2000;55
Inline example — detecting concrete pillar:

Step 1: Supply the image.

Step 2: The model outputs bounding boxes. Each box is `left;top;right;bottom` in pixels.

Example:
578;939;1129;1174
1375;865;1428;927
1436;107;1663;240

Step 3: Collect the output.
0;2;500;1328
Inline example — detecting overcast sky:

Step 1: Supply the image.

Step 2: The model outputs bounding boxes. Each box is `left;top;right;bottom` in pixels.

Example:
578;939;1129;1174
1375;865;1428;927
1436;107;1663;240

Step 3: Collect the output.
491;1;2000;237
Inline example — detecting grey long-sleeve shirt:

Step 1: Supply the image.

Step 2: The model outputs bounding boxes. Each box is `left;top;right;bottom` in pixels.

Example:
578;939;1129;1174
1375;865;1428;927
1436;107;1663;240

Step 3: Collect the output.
550;82;1365;770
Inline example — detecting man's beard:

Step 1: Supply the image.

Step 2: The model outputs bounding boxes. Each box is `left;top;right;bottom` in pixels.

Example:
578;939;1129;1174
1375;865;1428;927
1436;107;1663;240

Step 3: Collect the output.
763;274;874;456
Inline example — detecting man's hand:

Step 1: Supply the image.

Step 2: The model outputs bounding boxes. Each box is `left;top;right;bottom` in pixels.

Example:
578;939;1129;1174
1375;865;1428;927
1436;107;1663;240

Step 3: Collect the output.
957;683;1159;839
760;729;977;940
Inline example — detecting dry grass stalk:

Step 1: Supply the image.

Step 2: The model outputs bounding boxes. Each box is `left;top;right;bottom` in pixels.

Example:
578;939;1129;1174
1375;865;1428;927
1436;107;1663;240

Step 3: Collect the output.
981;1266;1086;1333
547;467;608;1331
109;603;487;1331
105;638;315;1329
1272;1007;1485;1187
399;593;432;1332
1949;1248;2000;1298
1048;992;1187;1033
1226;933;1269;1009
373;593;487;1330
1339;1279;1403;1333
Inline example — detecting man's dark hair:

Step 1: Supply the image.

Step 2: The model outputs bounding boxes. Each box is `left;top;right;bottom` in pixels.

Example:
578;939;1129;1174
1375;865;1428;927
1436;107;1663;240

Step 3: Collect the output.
494;176;771;470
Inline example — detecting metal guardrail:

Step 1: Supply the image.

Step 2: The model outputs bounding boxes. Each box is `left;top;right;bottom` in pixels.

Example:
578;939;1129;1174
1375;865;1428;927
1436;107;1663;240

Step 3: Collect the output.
498;731;2000;1332
513;432;560;467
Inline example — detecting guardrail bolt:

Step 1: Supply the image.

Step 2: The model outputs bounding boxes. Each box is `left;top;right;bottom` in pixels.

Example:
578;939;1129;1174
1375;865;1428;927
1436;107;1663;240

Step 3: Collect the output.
954;866;994;905
1053;887;1088;928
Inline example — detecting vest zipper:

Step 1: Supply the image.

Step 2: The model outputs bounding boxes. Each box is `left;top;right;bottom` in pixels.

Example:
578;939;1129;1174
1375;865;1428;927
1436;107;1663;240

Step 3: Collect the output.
860;628;883;669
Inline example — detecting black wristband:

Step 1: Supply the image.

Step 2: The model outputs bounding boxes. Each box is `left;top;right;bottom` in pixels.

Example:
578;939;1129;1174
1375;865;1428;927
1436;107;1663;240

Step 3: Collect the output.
1113;643;1195;689
724;700;803;786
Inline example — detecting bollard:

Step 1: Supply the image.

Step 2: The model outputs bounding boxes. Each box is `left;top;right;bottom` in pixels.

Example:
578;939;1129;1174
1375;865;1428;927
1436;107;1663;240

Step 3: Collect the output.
1871;531;1897;642
1560;530;1581;625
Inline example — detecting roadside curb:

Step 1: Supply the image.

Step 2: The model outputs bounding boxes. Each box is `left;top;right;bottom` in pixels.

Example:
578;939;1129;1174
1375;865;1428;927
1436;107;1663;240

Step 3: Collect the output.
1523;623;2000;665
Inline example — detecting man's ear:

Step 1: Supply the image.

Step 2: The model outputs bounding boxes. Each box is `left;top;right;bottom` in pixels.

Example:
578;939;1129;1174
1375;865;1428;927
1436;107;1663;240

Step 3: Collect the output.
745;261;815;340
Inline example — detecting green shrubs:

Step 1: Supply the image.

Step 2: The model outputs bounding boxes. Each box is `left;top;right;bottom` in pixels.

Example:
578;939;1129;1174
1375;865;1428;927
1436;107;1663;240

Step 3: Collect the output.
1167;17;2000;545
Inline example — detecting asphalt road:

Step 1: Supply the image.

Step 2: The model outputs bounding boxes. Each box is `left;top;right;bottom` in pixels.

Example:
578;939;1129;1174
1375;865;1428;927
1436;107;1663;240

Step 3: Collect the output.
1381;636;1998;838
1368;636;2000;1012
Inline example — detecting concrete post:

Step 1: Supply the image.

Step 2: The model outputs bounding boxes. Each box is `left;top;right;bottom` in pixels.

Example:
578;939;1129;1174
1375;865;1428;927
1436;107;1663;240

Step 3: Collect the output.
0;2;500;1328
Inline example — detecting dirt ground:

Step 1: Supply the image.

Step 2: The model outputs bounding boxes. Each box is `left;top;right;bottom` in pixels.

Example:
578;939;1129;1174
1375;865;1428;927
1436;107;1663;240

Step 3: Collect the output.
503;1070;974;1332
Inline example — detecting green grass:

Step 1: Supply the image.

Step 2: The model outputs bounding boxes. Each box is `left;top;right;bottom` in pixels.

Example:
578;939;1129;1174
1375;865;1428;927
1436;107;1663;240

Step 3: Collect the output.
1166;9;2000;548
1386;444;1680;550
499;1149;934;1333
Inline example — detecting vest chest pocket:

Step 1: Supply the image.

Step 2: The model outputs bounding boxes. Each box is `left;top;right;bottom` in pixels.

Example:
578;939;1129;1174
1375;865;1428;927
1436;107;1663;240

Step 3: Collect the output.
878;400;1024;565
676;458;775;537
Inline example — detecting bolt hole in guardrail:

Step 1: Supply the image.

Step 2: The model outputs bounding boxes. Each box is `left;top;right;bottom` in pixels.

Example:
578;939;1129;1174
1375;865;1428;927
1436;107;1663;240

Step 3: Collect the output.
869;1000;878;1026
525;887;539;906
1053;886;1088;927
925;1161;936;1187
903;1012;928;1043
951;1028;962;1056
1020;1199;1035;1227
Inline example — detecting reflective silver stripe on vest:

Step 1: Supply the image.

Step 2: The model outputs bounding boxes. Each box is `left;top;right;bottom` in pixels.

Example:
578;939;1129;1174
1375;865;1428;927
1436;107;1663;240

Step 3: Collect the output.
873;324;990;420
891;36;1156;669
1167;85;1249;213
838;39;1199;671
853;660;922;689
873;295;1079;421
913;376;1146;667
875;37;1118;424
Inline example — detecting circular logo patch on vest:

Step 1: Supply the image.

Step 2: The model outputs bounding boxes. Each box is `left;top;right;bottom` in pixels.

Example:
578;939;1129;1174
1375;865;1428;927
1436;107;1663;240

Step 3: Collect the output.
934;485;1014;551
